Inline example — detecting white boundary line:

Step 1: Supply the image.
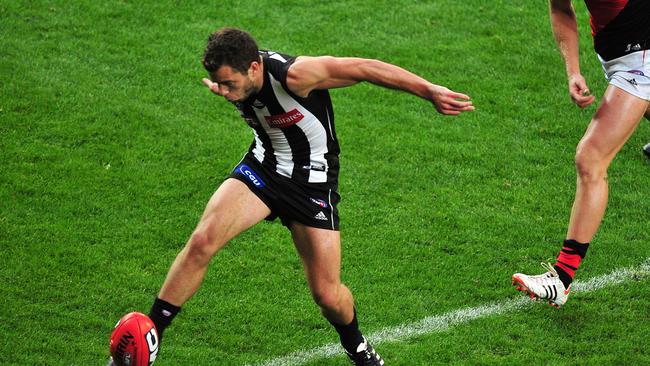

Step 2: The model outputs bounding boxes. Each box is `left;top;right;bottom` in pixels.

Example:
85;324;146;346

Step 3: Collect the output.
248;258;650;366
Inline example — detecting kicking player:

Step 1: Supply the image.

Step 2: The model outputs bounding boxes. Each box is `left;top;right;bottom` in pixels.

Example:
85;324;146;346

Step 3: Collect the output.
513;0;650;307
110;28;473;366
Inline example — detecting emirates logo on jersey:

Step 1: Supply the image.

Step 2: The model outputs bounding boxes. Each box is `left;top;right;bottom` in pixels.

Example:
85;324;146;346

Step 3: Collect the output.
264;108;304;128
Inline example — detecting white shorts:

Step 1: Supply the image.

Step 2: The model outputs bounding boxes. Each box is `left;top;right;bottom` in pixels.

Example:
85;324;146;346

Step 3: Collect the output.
598;50;650;101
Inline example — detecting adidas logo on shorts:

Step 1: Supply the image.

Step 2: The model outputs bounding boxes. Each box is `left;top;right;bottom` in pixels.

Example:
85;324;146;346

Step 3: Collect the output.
314;211;328;221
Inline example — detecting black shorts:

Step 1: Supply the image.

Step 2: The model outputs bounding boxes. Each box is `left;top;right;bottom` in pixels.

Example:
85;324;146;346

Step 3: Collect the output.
229;155;340;231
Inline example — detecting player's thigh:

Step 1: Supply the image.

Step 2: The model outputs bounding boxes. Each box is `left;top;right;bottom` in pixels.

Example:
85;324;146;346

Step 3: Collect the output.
291;223;342;290
194;178;271;248
580;85;649;160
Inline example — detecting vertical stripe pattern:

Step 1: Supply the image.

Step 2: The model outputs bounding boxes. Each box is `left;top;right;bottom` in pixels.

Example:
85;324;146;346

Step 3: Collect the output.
233;50;340;185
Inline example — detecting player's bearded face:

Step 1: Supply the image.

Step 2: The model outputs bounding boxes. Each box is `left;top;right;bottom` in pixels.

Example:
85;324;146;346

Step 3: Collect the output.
238;70;257;101
212;64;259;103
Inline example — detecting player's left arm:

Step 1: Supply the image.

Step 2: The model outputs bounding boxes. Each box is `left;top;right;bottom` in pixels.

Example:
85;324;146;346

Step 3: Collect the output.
286;56;474;115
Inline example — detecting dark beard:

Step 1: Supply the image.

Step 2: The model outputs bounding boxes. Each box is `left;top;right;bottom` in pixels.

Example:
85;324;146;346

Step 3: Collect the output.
234;79;259;103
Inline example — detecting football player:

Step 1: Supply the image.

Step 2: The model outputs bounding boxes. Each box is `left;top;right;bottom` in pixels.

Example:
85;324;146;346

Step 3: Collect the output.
513;0;650;307
111;27;473;366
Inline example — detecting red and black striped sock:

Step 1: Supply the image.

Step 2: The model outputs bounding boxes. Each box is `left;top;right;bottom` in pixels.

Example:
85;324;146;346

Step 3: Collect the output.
553;239;589;288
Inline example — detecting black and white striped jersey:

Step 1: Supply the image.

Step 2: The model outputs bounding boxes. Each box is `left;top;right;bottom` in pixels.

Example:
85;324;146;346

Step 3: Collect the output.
233;51;340;185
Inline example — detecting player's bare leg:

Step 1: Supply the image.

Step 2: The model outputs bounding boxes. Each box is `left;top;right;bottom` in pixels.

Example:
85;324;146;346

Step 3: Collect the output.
567;86;648;242
642;107;650;158
290;224;352;323
110;179;271;364
159;178;271;305
514;87;649;307
147;179;271;341
291;223;384;365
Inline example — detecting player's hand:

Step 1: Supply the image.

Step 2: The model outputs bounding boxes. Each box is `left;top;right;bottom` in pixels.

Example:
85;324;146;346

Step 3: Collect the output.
568;74;595;109
202;78;220;95
429;85;474;115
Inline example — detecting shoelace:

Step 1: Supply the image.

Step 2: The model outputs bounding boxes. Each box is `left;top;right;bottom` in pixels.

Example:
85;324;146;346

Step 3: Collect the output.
540;262;558;277
536;262;565;300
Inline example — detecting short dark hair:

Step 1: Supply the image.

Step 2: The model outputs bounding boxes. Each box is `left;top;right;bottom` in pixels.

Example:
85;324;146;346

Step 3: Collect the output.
202;28;259;74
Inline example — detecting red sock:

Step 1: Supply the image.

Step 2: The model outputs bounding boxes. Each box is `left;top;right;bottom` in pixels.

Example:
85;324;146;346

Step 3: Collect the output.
553;239;589;287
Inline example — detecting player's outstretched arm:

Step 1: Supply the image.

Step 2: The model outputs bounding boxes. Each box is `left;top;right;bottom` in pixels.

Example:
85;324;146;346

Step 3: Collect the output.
286;56;474;115
549;0;595;108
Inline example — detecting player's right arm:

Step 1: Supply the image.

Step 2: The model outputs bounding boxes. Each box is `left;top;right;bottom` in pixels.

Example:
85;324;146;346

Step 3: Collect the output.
549;0;595;108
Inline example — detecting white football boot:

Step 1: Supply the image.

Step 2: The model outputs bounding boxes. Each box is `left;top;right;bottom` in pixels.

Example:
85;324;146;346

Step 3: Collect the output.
345;337;385;366
643;142;650;159
512;263;571;308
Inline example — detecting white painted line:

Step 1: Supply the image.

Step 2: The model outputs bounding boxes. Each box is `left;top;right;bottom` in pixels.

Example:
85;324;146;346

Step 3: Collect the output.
248;258;650;366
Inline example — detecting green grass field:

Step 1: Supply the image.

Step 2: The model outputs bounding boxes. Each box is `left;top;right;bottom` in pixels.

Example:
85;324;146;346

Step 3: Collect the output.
2;1;650;365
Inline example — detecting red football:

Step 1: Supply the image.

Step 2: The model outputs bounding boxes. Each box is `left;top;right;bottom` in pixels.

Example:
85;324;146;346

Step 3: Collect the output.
109;312;159;366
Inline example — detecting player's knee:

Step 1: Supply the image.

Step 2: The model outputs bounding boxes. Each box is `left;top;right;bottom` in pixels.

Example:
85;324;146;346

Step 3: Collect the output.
186;230;219;264
575;142;607;181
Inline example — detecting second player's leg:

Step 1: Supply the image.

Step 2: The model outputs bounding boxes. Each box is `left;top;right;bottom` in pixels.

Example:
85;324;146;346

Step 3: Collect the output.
643;107;650;159
158;178;272;307
566;86;649;242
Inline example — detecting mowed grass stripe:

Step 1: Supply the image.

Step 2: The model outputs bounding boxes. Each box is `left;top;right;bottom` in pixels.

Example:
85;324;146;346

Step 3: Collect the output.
251;258;650;366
